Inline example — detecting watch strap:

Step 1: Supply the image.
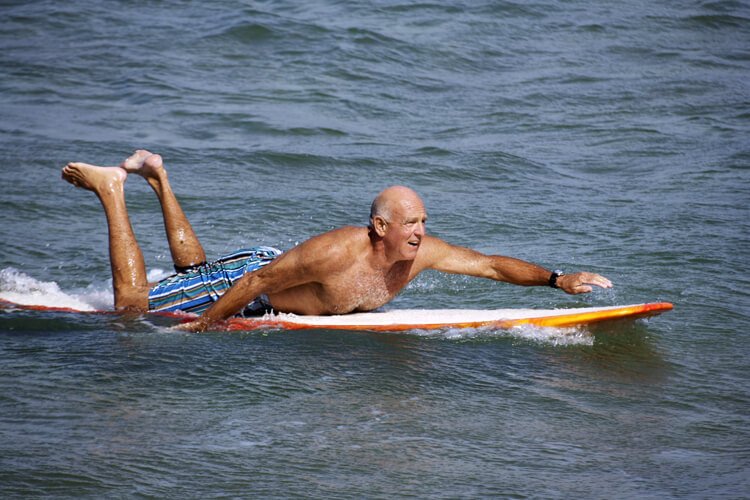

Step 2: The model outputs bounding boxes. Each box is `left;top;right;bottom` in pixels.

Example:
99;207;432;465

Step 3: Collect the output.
549;270;564;288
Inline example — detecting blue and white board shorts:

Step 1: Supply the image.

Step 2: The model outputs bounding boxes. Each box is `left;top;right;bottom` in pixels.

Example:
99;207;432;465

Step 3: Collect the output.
148;246;282;316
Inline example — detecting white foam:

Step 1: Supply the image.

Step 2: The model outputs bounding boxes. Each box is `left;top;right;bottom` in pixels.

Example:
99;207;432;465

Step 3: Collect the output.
0;267;99;311
507;324;594;346
402;323;593;345
148;268;171;282
0;267;179;313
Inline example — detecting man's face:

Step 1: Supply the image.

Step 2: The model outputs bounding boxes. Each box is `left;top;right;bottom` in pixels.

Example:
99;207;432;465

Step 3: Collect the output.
384;198;427;260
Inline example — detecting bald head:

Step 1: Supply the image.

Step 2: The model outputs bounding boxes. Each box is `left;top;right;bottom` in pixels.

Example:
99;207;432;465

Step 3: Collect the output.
370;185;424;222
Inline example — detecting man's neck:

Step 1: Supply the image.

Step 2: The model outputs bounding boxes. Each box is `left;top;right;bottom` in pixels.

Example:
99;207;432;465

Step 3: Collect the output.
367;227;411;272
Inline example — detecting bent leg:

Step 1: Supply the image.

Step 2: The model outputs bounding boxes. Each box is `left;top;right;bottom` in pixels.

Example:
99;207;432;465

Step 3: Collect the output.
121;150;206;271
61;162;149;311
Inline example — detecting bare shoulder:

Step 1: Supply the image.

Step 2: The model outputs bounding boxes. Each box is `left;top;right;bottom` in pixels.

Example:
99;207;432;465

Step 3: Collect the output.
418;234;465;256
283;226;368;270
303;226;368;253
415;235;487;273
250;226;368;293
414;235;454;268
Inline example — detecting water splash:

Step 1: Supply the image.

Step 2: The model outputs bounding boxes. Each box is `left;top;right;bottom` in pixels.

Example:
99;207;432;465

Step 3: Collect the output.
0;267;101;311
409;323;594;346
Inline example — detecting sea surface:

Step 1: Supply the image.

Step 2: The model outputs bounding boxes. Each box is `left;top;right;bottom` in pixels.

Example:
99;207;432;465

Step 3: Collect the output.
1;0;749;497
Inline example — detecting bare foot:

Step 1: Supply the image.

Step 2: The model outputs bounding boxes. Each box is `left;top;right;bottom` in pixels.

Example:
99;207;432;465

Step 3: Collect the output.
119;149;165;182
119;149;153;173
61;162;127;195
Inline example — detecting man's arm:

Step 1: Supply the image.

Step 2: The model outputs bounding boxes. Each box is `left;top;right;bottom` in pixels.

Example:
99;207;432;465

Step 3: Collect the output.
174;252;302;332
418;236;612;294
176;229;352;332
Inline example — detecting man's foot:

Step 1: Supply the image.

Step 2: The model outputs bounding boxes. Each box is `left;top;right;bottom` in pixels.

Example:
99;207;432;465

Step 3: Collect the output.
119;149;165;182
119;149;152;173
61;162;126;195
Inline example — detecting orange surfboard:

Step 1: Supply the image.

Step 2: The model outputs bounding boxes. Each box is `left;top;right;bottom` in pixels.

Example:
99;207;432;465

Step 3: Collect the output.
0;299;672;333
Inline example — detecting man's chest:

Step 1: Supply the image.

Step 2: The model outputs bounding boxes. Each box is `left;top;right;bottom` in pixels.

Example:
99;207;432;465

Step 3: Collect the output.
319;264;411;313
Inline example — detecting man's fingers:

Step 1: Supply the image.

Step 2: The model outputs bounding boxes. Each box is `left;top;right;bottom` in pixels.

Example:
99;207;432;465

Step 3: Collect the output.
575;272;611;289
562;272;613;294
171;319;208;332
585;273;613;289
171;322;195;332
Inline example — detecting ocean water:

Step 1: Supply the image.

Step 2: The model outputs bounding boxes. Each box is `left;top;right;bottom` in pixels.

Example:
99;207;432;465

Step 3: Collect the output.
1;0;749;497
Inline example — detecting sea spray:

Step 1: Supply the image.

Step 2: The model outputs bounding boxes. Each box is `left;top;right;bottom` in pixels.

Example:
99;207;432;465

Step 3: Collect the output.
0;267;98;311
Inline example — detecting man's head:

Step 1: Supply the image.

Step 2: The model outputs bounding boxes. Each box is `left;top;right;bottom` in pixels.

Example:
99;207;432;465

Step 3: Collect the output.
370;186;427;261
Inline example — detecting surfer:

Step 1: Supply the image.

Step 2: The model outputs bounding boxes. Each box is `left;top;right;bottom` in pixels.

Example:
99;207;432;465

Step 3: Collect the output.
62;150;612;332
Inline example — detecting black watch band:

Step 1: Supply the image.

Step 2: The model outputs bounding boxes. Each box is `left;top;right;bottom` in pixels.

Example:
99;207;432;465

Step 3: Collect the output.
549;270;564;289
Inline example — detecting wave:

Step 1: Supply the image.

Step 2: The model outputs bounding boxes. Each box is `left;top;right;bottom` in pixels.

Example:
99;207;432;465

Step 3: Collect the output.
0;267;167;312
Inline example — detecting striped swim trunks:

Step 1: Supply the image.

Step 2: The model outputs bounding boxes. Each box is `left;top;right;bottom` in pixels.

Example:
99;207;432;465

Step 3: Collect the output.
148;246;283;316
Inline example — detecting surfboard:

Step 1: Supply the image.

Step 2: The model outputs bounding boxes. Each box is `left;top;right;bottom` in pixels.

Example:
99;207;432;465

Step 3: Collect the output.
0;298;672;332
223;302;672;332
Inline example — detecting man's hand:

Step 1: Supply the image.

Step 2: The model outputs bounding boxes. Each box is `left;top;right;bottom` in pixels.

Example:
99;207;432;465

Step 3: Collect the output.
557;272;612;294
172;317;214;333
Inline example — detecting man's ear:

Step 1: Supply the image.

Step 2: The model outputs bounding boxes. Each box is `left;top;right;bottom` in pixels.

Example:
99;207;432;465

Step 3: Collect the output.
372;216;388;237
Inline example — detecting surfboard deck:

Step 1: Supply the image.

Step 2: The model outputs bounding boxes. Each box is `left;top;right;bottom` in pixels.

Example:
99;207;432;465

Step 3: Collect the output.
0;299;673;332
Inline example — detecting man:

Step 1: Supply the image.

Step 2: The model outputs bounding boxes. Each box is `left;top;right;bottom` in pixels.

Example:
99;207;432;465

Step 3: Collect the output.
62;150;612;332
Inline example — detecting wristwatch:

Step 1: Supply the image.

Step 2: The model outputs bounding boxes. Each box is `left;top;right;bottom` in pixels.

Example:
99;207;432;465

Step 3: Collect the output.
549;270;564;289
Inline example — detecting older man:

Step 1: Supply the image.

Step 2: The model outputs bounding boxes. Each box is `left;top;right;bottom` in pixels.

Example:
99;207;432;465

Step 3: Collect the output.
62;150;612;332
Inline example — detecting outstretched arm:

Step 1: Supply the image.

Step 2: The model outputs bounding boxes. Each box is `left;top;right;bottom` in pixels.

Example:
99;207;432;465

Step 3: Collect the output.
174;252;302;332
418;236;612;294
176;230;349;332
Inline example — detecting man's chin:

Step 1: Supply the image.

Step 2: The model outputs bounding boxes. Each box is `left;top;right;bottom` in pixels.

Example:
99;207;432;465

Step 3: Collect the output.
402;244;420;259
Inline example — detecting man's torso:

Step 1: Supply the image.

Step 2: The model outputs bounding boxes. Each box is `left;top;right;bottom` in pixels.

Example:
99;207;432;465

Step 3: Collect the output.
267;227;425;315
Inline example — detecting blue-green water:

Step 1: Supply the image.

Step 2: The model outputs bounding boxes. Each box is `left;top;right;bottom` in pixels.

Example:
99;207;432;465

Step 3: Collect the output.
1;0;749;497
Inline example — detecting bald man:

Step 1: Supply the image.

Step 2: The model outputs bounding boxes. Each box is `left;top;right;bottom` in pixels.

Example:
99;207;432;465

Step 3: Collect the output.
62;150;612;332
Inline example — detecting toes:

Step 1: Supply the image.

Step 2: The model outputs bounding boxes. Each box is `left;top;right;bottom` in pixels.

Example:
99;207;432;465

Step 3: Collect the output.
144;153;162;168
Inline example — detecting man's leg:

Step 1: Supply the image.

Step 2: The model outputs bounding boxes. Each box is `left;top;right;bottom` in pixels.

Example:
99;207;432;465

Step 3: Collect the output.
61;163;149;311
120;150;207;271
